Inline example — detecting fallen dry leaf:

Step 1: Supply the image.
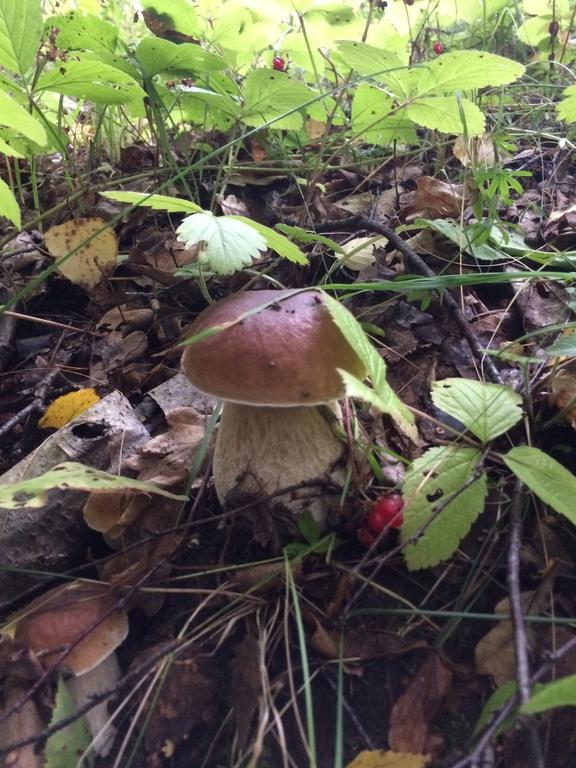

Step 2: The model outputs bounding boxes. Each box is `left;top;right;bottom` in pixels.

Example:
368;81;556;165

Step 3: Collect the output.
400;176;473;221
230;634;263;751
345;750;430;768
44;217;118;290
389;653;452;755
337;236;385;271
453;134;496;168
38;388;101;429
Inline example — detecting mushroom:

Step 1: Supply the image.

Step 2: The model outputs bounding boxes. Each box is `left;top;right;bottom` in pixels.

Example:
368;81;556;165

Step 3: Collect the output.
181;289;366;520
13;582;128;757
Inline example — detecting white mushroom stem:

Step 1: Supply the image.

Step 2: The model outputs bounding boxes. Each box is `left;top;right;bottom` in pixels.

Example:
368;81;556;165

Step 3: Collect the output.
213;403;346;517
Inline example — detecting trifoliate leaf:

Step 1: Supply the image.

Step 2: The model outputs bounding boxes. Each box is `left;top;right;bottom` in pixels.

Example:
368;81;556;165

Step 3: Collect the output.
503;446;576;524
176;212;267;275
431;379;523;442
38;388;101;429
401;445;487;569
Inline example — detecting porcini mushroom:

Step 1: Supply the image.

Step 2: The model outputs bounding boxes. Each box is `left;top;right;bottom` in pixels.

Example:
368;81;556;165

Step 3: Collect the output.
14;582;128;756
181;289;366;520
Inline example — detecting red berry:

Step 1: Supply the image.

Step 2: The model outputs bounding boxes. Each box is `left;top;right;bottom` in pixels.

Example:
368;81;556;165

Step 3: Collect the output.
367;493;404;532
433;42;444;55
272;56;285;71
357;526;378;548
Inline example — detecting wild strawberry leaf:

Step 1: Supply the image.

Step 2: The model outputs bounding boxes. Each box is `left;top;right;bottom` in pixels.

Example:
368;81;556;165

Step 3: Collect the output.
0;177;21;228
0;0;43;75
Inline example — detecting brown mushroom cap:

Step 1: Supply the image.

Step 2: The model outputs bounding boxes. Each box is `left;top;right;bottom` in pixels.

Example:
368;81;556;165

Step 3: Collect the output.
181;289;365;406
14;583;128;676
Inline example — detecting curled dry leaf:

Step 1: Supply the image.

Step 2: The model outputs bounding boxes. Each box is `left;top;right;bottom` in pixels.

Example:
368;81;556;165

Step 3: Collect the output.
12;582;128;675
400;176;474;221
453;134;496;168
44;217;118;290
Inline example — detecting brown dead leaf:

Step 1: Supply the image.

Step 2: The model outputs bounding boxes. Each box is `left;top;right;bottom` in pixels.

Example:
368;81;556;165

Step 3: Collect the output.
453;134;496;168
127;233;200;285
550;370;576;429
44;217;117;290
230;634;262;750
130;642;217;758
345;750;430;768
96;305;154;334
389;653;452;755
400;176;473;221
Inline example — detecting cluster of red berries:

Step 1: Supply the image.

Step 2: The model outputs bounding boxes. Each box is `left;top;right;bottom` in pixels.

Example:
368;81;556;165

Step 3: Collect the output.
356;492;404;548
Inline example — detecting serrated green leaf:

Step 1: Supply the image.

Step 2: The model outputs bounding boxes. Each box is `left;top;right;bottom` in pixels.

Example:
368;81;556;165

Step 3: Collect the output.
232;217;308;265
276;223;345;253
334;41;407;95
431;379;523;442
45;677;94;768
136;37;225;78
557;86;576;123
0;177;21;227
0;0;43;75
521;675;576;715
176;212;267;274
322;294;416;440
101;190;203;214
50;11;118;53
401;445;487;569
241;69;315;130
414;50;525;95
350;83;417;145
406;96;485;135
0;88;46;144
141;0;200;38
0;461;187;510
503;446;576;524
36;57;145;105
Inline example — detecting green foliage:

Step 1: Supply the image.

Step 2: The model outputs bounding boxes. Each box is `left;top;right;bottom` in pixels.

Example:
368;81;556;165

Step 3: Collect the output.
0;0;43;75
45;677;94;768
0;177;20;227
521;675;576;714
0;461;187;510
401;445;487;570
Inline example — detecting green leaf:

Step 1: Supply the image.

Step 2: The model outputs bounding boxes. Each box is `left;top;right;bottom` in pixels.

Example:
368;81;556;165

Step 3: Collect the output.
275;223;345;253
473;681;517;736
322;294;416;440
36;57;145;105
334;41;406;94
405;96;485;135
350;83;417;145
0;177;21;227
136;37;225;78
101;190;203;214
557;86;576;123
413;50;525;94
241;69;315;130
176;212;267;275
421;218;507;262
0;461;187;510
0;88;46;144
502;446;576;524
45;676;94;768
0;0;43;75
401;445;487;569
141;0;200;39
232;217;308;265
50;11;118;53
521;675;576;714
431;378;523;442
545;333;576;356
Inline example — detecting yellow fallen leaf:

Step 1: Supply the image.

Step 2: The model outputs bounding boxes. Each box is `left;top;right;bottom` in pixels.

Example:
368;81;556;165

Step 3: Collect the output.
38;388;101;429
44;217;118;290
345;750;430;768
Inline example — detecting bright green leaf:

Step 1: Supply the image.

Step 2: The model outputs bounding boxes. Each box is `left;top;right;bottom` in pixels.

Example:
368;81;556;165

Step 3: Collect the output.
101;191;203;214
36;57;145;105
136;37;225;77
335;41;407;94
232;217;308;265
0;88;46;144
521;675;576;715
431;378;523;442
0;177;21;227
322;294;416;440
0;0;43;75
503;446;576;524
0;462;187;510
50;11;118;53
413;50;525;95
241;70;315;130
406;96;485;135
45;676;94;768
401;445;487;569
276;223;345;253
421;219;507;262
176;212;267;274
557;86;576;123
